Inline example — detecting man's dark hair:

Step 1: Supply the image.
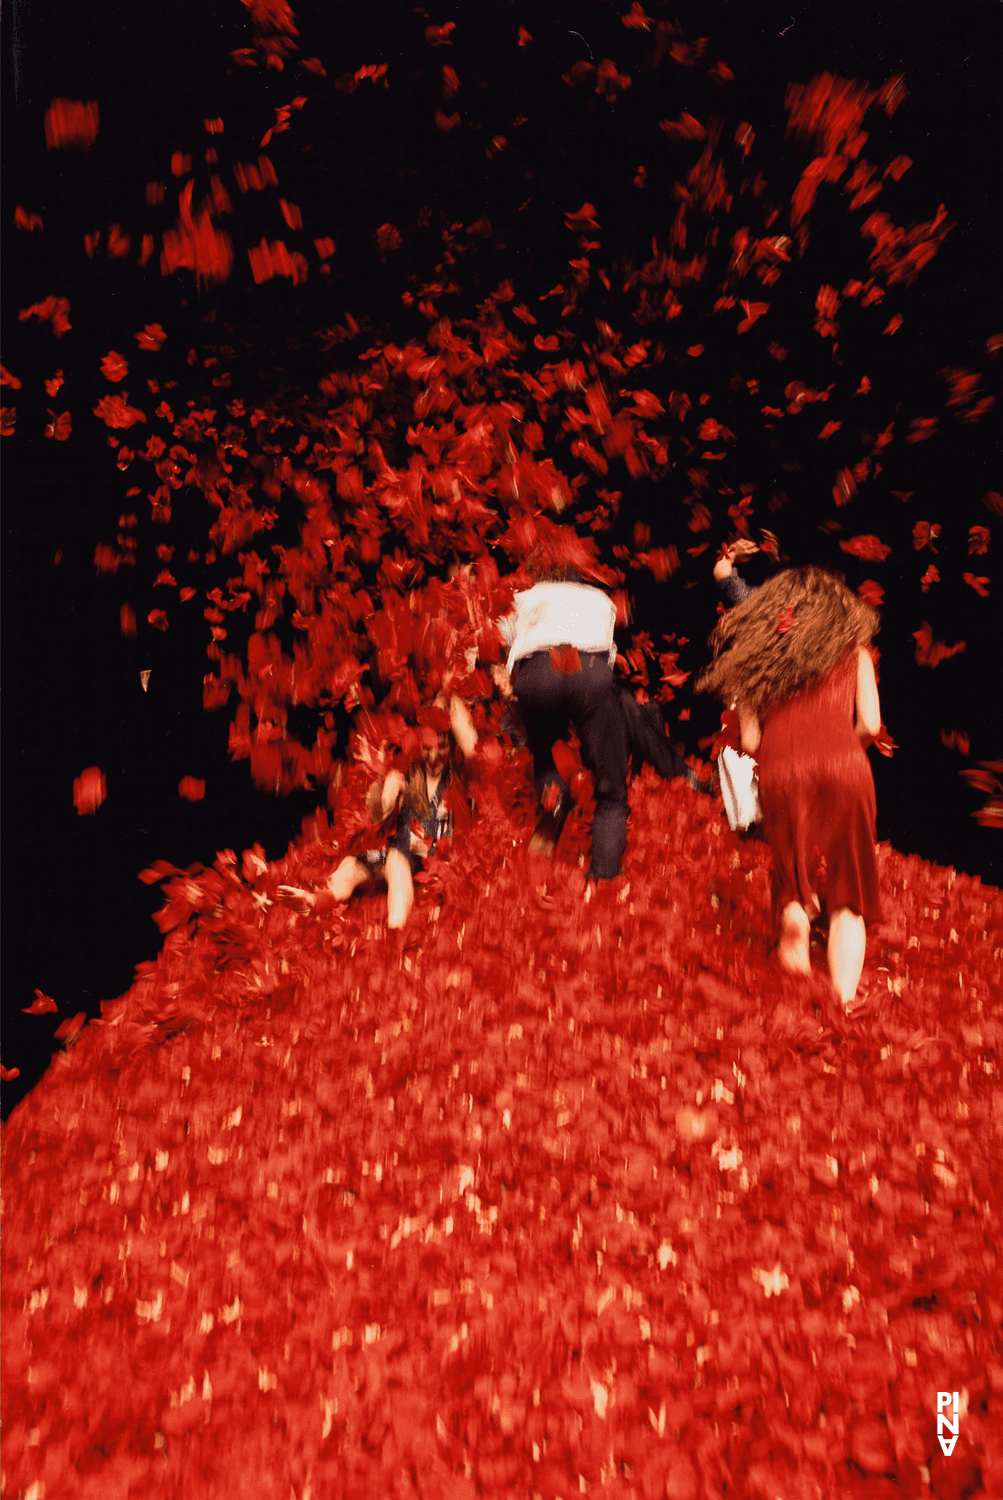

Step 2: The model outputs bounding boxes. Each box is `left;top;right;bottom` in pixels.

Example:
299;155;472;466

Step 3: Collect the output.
526;545;585;584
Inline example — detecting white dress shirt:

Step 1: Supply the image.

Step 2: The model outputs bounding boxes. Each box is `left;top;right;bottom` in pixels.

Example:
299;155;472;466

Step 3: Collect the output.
500;581;617;675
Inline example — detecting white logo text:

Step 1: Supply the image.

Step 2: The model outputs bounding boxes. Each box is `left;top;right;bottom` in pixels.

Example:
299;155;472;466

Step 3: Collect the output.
937;1391;959;1457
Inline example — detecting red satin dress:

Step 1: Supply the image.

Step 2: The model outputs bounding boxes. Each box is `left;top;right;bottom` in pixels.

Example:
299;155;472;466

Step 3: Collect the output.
756;651;882;925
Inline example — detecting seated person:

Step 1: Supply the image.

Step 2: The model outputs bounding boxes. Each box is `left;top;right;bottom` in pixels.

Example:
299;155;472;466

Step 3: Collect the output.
279;695;478;931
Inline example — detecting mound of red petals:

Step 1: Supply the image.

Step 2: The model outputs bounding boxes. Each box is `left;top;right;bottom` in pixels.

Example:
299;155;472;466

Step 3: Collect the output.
4;769;1001;1499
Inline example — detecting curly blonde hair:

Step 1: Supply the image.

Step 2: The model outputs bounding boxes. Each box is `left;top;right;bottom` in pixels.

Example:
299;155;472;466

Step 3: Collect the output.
696;566;878;715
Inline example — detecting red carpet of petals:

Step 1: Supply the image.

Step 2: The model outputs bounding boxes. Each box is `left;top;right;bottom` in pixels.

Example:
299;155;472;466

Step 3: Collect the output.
4;771;1002;1499
4;5;1002;1496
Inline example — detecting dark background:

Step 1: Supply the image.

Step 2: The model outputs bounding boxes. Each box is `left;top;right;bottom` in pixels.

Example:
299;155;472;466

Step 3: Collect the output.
3;0;1001;1116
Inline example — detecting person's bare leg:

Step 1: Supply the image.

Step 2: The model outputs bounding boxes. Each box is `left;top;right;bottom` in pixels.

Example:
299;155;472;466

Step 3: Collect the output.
828;907;866;1005
385;848;415;930
777;901;811;975
327;856;374;902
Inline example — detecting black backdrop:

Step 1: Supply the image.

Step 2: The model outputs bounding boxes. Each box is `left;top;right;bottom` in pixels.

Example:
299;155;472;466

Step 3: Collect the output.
3;0;1001;1115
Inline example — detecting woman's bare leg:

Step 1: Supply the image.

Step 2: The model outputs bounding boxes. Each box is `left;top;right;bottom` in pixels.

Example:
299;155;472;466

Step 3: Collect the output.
385;848;415;930
777;901;811;975
828;907;866;1005
327;856;375;902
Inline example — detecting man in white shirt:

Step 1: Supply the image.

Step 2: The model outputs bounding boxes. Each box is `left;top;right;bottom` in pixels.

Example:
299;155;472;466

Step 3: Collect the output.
500;564;629;880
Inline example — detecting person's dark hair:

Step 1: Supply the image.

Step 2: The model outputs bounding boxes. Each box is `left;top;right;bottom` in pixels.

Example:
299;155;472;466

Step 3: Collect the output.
366;744;449;827
403;758;433;820
695;565;879;715
404;734;461;821
525;545;584;584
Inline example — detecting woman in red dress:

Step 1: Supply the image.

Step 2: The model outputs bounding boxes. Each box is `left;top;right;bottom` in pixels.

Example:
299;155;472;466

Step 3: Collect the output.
697;567;882;1010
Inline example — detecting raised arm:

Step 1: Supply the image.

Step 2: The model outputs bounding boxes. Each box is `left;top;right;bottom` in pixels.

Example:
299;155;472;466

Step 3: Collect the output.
449;695;478;758
366;768;405;824
713;537;759;583
854;646;881;739
737;701;762;756
714;541;759;608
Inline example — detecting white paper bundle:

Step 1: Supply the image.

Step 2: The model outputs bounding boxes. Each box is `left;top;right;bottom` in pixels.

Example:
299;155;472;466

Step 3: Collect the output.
717;745;761;831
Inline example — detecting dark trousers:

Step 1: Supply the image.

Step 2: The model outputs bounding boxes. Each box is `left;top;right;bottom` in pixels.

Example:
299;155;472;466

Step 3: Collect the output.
617;686;690;780
513;650;629;879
